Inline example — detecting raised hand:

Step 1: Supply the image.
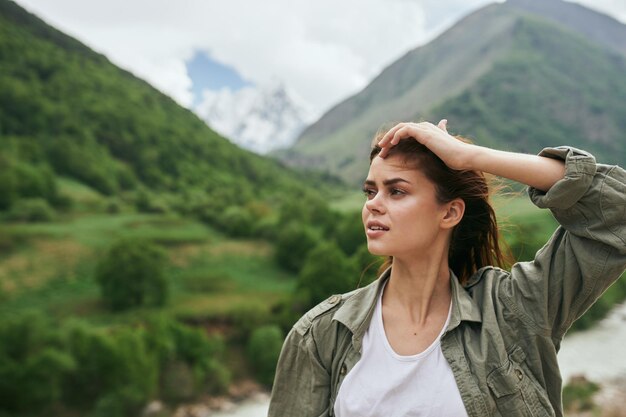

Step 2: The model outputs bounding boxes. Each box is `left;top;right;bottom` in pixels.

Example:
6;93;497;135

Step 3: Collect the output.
377;120;475;171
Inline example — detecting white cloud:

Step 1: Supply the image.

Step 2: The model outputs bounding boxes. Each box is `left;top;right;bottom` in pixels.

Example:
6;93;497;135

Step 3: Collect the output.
13;0;626;116
13;0;428;115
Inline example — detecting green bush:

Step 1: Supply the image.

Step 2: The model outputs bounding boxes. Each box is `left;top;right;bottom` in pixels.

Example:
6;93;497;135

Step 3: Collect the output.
219;205;254;237
0;155;18;210
278;196;339;236
13;161;57;201
105;197;125;214
562;375;599;412
251;215;279;239
144;315;231;397
246;325;284;387
298;241;358;308
334;212;367;256
46;136;120;195
229;304;271;343
0;313;75;413
275;222;321;273
0;154;58;210
0;312;233;415
95;238;170;311
62;321;157;413
91;391;140;417
6;198;56;222
134;189;170;214
171;323;231;395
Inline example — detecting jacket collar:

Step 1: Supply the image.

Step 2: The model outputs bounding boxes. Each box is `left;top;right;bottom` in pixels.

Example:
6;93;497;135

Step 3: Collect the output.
332;267;482;352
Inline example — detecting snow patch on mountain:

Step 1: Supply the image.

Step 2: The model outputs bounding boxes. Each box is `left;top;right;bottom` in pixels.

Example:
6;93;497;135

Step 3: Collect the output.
194;82;315;154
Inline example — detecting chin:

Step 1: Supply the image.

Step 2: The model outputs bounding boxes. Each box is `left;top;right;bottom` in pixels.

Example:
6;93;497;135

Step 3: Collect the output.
366;242;391;257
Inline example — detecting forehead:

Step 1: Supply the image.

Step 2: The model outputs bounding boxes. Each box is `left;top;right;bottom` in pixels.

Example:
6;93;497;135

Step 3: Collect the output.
366;155;426;182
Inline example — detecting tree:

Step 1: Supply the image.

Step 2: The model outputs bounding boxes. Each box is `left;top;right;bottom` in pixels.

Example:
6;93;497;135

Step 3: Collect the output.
0;154;18;210
95;238;169;311
351;245;382;287
0;312;75;413
62;321;157;415
144;315;231;399
219;205;254;237
275;222;320;273
297;241;358;308
334;212;367;256
7;198;56;222
246;325;284;386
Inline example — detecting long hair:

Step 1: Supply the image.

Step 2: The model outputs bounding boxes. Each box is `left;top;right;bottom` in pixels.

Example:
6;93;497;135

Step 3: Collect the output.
369;131;512;286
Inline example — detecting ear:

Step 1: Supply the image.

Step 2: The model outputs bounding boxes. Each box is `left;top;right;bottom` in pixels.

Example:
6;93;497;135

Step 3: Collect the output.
441;198;465;229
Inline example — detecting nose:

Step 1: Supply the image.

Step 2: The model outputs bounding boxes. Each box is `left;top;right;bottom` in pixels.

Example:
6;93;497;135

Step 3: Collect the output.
365;193;385;214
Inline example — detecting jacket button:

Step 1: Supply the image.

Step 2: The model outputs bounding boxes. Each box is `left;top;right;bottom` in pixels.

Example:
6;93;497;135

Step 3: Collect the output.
328;295;341;305
515;369;523;380
340;364;347;375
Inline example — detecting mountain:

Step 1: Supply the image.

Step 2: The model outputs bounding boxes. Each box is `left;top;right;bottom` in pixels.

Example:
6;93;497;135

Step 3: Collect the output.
278;0;626;184
505;0;626;56
194;82;313;154
0;0;336;218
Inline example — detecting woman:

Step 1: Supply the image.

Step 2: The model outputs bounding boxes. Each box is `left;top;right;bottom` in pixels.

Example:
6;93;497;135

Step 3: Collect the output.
268;120;626;417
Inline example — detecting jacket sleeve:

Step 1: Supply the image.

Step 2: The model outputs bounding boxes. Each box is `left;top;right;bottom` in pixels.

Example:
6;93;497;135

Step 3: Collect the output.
268;324;331;417
500;146;626;338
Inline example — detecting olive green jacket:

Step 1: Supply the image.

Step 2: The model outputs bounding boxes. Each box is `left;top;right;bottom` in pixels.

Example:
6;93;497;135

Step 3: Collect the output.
269;147;626;417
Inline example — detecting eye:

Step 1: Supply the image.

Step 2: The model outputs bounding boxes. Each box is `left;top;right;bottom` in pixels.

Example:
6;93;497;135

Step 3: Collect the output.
362;187;376;199
390;188;405;196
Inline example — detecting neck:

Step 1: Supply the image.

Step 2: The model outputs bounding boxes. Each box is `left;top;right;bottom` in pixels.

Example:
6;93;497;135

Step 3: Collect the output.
384;248;452;327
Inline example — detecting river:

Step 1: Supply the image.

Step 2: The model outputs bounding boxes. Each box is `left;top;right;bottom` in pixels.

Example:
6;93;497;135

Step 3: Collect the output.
215;302;626;417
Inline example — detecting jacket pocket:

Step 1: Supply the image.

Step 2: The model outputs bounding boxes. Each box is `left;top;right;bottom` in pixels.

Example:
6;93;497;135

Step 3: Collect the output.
487;346;554;417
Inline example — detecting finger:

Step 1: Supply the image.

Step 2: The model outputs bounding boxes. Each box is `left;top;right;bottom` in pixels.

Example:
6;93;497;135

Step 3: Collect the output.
378;123;407;146
378;126;400;147
437;119;448;132
391;125;415;145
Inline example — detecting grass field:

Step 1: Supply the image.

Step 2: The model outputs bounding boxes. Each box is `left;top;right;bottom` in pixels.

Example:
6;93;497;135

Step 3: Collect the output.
0;210;296;324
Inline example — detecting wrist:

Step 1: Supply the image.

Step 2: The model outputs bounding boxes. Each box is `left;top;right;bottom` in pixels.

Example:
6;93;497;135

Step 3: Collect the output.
461;144;490;171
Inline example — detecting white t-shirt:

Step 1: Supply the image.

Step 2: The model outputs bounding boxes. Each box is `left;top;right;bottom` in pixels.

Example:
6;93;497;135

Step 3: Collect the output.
334;282;468;417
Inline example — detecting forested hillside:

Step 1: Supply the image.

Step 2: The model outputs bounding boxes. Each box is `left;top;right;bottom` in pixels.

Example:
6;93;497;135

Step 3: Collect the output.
0;0;339;221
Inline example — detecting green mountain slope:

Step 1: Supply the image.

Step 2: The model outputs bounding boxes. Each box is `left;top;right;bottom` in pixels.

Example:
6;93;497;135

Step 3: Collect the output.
506;0;626;56
0;0;336;215
279;0;626;184
430;17;626;157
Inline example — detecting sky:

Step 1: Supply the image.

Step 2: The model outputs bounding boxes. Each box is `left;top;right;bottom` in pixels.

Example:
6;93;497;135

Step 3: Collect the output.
186;51;253;107
13;0;626;118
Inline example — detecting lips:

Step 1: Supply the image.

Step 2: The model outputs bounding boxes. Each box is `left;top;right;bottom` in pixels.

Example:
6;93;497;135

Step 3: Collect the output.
367;221;389;231
366;220;389;238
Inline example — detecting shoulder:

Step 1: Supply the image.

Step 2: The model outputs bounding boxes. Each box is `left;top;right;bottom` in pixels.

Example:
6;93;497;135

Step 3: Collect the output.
292;286;367;337
466;266;510;289
462;266;515;304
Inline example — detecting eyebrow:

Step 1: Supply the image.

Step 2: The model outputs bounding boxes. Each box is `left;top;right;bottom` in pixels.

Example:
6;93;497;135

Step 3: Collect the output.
363;178;412;187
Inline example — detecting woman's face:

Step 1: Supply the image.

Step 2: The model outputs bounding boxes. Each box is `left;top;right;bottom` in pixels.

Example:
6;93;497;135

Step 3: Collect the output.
361;154;450;259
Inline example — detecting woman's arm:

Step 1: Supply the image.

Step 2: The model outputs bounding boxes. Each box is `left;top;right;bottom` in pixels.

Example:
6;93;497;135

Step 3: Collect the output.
377;120;566;192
